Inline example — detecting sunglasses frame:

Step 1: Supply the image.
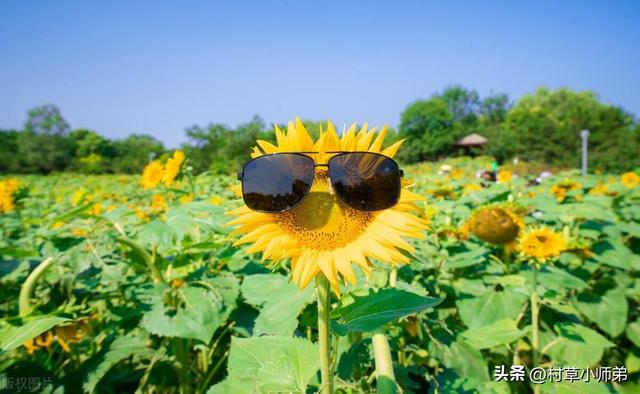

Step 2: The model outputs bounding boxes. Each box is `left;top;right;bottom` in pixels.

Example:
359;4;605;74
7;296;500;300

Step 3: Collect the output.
237;151;404;213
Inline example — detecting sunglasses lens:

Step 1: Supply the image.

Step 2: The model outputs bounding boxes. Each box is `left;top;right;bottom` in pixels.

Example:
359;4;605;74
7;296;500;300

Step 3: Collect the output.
242;154;315;212
329;152;401;211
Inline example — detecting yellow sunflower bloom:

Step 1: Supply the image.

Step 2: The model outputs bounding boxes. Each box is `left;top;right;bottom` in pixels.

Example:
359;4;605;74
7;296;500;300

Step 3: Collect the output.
462;183;482;195
151;194;168;212
227;119;428;294
621;171;640;188
0;177;19;213
519;227;566;261
163;150;186;186
179;193;194;204
140;160;164;189
89;203;103;215
463;205;524;244
549;184;566;202
497;170;512;183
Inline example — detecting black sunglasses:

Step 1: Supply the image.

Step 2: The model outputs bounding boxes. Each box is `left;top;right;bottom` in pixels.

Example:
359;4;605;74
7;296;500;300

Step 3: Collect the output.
237;151;404;213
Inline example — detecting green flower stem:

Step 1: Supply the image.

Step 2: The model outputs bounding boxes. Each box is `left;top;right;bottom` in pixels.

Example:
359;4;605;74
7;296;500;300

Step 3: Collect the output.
372;331;398;394
530;264;541;394
317;276;333;394
19;257;55;317
116;237;164;283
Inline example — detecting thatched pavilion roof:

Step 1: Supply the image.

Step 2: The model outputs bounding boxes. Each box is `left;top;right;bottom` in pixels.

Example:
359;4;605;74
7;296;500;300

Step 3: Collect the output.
454;133;487;147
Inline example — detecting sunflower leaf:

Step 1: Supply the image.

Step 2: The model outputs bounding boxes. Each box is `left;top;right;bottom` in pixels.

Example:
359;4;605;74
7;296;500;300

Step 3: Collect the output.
0;315;71;353
456;287;528;329
208;336;319;393
241;273;315;336
82;331;159;393
139;274;239;343
331;288;443;336
544;322;615;366
459;318;526;349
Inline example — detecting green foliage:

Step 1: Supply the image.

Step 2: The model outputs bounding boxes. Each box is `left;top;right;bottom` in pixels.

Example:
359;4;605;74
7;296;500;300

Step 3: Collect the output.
3;86;640;175
331;288;443;335
111;134;165;173
16;105;74;173
0;316;70;353
496;87;639;172
397;86;639;173
459;319;525;349
138;274;239;343
398;95;456;162
82;331;158;393
241;273;315;336
0;161;639;392
183;115;273;175
209;336;320;393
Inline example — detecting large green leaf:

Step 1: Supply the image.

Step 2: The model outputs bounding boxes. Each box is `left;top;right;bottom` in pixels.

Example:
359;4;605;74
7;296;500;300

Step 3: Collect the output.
136;220;176;250
574;287;628;337
0;316;70;353
592;240;639;270
440;338;490;383
83;332;158;393
457;288;528;329
331;288;443;335
444;246;489;269
460;319;525;349
626;320;640;347
140;274;239;343
208;336;319;393
626;348;640;374
241;273;315;336
544;322;615;366
538;266;587;291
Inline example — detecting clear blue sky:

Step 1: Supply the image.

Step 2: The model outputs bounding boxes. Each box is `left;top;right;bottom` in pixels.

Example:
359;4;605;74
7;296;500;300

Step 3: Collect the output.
1;0;638;148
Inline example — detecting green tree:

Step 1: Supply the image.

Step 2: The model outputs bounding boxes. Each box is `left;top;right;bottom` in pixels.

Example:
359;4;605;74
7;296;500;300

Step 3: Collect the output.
397;97;455;162
111;134;165;173
183;116;271;175
496;87;638;171
0;130;20;173
17;105;73;173
397;86;492;163
69;129;114;173
440;85;480;126
479;93;510;126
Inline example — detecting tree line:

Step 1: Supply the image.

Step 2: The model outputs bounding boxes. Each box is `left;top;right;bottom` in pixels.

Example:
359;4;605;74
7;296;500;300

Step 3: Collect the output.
1;86;638;175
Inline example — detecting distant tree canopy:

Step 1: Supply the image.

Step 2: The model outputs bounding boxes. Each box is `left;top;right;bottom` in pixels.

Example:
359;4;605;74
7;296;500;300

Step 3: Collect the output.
496;88;639;172
1;87;639;175
398;86;639;172
0;105;165;174
182;115;278;175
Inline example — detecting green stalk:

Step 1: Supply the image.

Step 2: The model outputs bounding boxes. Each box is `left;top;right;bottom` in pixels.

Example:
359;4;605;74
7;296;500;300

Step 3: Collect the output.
116;237;163;283
372;331;398;394
530;264;541;394
19;257;55;317
317;276;333;394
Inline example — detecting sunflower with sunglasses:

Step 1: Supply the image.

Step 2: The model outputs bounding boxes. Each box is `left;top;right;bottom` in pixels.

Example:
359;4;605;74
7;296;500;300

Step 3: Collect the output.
227;118;427;295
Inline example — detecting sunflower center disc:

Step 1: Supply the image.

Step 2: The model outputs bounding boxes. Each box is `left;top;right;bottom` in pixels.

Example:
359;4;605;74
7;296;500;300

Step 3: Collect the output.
274;172;373;250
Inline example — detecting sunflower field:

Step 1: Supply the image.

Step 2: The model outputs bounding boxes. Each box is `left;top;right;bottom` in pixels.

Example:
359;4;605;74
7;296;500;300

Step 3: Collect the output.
1;125;640;394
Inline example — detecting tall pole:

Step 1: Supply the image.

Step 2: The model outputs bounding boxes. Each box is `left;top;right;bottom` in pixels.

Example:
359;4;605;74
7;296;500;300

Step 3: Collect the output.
580;129;590;176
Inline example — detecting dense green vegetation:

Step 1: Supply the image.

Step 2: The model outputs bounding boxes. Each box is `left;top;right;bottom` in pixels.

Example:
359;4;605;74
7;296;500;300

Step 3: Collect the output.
397;87;640;172
1;159;639;393
2;86;638;175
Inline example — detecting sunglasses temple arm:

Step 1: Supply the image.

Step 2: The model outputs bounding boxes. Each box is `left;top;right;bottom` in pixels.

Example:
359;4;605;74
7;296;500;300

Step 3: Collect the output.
399;169;404;178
